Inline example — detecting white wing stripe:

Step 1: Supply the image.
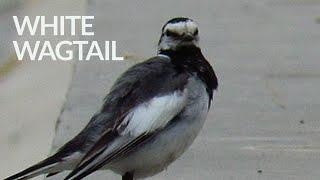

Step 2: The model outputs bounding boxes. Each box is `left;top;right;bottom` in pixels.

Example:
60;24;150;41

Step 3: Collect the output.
119;89;188;136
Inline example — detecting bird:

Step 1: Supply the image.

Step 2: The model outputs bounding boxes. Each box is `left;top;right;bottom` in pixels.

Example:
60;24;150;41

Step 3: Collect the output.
5;17;218;180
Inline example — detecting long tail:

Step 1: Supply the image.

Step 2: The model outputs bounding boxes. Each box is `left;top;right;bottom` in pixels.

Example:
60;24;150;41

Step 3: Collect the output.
5;156;61;180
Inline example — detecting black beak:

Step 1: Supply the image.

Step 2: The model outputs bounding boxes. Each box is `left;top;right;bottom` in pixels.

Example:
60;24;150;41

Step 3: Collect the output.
183;34;194;41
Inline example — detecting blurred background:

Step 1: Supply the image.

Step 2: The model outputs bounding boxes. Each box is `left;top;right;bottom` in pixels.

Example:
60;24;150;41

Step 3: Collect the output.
0;0;85;179
0;0;320;180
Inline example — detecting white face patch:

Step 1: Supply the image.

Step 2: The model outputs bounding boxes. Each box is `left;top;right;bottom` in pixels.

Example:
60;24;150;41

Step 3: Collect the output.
164;20;198;36
158;19;200;51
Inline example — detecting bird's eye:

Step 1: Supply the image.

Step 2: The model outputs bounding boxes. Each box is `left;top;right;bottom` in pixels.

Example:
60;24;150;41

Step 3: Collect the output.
165;30;179;37
193;29;199;36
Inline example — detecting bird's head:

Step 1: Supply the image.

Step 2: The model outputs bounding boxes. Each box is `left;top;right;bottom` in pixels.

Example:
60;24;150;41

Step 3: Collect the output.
158;17;199;52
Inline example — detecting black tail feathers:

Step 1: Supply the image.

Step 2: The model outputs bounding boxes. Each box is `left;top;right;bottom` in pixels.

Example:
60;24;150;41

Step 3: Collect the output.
5;156;60;180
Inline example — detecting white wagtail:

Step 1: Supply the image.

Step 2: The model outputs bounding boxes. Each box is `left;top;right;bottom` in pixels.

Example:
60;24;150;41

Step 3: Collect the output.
6;17;218;180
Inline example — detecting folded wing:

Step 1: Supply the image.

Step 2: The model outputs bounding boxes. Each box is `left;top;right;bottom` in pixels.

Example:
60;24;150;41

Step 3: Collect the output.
64;57;190;179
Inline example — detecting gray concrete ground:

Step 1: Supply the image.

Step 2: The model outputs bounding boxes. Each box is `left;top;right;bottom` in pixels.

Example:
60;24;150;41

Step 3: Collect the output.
1;0;320;180
0;0;86;179
48;0;320;180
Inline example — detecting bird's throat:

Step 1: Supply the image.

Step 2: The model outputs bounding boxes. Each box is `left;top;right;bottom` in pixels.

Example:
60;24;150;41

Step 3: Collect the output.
158;45;203;62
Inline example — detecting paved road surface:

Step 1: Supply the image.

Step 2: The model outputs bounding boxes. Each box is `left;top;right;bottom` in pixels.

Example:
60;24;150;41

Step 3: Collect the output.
48;0;320;179
4;0;320;179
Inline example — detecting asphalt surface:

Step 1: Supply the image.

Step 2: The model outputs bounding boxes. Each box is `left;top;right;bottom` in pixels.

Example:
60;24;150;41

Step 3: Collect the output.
4;0;320;180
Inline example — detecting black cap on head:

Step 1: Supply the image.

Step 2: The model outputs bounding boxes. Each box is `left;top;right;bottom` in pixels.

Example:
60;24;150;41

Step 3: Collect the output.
162;17;193;31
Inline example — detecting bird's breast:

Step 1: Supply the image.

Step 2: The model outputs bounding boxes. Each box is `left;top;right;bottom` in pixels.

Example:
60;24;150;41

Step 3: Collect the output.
108;75;213;178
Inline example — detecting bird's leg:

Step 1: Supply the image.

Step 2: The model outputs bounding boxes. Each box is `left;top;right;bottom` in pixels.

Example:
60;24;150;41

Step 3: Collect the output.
122;171;134;180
